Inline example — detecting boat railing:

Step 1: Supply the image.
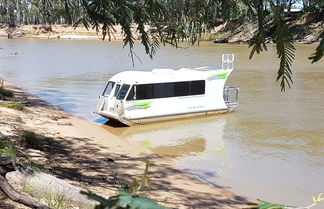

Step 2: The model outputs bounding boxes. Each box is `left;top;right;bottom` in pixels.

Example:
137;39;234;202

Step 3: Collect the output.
223;86;239;111
222;54;234;70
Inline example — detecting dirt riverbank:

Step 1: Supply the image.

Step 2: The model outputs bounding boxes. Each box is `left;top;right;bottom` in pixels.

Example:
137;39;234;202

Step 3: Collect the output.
0;78;254;208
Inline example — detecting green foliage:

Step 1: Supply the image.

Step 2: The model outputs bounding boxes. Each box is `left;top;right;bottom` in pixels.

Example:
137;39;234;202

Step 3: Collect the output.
247;0;267;59
309;31;324;63
22;183;33;196
0;0;85;25
0;138;17;157
78;0;164;65
257;194;324;209
0;87;14;100
23;161;46;172
257;199;295;209
22;131;46;150
312;193;324;204
2;103;25;111
273;15;296;92
82;190;166;209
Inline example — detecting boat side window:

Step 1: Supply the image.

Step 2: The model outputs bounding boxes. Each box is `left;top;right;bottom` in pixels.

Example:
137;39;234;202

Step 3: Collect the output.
190;80;205;95
126;80;205;101
126;86;135;101
116;84;130;100
137;84;153;100
153;83;175;98
102;81;115;96
114;84;121;97
175;82;190;96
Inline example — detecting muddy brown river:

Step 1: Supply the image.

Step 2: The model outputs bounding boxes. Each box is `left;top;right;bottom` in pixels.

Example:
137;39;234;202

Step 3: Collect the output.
0;39;323;207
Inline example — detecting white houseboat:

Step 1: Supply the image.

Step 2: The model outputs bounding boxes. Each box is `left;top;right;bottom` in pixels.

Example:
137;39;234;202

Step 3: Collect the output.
96;54;239;126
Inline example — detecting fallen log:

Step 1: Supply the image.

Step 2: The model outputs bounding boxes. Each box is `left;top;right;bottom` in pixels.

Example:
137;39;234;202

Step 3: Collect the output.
0;157;16;175
0;157;51;209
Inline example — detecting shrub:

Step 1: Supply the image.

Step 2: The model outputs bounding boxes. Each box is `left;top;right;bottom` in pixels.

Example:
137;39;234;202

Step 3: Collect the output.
0;87;14;100
23;161;46;172
2;103;25;111
0;138;17;157
22;131;46;150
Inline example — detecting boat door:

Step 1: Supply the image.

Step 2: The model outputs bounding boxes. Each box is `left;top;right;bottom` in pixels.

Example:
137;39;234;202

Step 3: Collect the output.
114;84;131;117
96;81;117;113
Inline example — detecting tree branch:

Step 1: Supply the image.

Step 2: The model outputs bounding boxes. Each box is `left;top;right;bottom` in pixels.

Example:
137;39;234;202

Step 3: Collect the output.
0;157;52;209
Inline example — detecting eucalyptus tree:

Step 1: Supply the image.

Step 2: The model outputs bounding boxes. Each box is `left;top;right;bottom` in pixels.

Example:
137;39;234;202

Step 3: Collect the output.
0;0;85;25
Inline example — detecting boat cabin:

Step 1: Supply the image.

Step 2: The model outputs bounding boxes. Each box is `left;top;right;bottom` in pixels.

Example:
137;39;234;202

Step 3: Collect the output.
96;54;239;125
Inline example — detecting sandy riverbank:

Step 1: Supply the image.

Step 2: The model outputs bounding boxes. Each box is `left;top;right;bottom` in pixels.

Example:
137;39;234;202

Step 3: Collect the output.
0;24;134;40
0;78;254;208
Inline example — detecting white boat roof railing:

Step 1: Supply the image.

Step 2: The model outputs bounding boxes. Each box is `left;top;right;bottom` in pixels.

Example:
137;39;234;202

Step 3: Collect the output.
110;66;231;84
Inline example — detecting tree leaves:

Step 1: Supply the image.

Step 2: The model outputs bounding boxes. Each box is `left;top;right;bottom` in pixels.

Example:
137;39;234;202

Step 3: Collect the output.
309;30;324;63
273;14;296;92
247;0;267;59
257;199;296;209
82;190;167;209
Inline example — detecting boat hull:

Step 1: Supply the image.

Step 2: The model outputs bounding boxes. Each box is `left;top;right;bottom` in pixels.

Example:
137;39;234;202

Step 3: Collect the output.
99;108;230;126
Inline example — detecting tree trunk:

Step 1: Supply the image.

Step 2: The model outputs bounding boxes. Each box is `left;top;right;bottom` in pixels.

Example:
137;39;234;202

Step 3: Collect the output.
0;157;51;209
0;174;51;209
64;0;73;25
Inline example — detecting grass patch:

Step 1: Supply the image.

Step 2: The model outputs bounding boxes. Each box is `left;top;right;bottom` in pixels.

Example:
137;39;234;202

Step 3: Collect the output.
23;161;46;172
44;193;71;209
2;102;25;111
0;137;17;157
0;87;14;100
22;131;47;150
23;185;72;209
22;183;33;196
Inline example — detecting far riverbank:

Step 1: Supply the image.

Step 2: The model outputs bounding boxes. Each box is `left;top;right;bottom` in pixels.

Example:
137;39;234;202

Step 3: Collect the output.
0;12;322;43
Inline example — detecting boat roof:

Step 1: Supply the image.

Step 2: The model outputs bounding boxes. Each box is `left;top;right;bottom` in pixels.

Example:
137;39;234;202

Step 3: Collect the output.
110;67;231;84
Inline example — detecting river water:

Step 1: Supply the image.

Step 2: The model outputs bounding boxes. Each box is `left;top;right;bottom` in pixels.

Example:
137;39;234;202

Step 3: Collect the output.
0;39;323;207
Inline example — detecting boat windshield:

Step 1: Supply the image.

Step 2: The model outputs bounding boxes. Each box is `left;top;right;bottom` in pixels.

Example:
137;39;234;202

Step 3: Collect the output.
116;84;130;100
102;81;115;96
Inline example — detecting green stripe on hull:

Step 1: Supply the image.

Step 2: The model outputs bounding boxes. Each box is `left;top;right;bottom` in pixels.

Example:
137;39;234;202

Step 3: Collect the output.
134;102;152;109
213;72;229;79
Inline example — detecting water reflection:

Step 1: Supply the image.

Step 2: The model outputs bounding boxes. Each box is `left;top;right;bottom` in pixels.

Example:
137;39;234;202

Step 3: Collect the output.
103;115;230;184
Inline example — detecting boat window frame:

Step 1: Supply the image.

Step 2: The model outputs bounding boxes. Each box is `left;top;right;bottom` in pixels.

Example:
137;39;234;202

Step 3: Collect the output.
116;84;131;100
126;85;136;101
113;84;121;97
102;81;115;96
125;80;205;101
